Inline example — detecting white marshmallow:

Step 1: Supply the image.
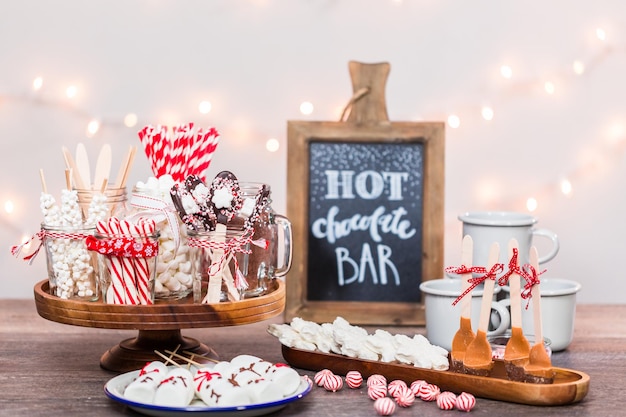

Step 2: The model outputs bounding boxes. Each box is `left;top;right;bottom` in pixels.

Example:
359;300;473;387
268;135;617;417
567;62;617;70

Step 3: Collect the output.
265;365;301;396
153;367;195;407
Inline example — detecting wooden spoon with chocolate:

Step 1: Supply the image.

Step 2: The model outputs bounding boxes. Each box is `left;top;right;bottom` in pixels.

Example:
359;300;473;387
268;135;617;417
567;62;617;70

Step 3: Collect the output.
463;242;500;376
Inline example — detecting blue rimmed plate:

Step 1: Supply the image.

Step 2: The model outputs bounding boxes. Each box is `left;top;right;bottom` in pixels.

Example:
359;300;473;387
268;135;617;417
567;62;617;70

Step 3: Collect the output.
104;369;312;417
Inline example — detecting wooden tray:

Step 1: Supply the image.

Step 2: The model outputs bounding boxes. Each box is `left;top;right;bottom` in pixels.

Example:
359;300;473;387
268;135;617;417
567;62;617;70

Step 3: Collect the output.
281;345;589;406
33;279;285;372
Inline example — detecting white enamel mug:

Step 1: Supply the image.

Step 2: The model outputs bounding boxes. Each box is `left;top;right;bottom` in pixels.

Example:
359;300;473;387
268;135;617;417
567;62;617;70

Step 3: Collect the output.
502;278;582;351
458;211;559;269
419;279;511;351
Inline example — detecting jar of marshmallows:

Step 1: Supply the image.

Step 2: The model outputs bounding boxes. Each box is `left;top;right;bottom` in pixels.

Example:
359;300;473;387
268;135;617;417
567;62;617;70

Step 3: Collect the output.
130;175;193;300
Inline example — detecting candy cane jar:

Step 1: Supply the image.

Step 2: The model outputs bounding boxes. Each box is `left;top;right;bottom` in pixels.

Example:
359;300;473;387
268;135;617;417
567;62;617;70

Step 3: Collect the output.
131;180;193;301
236;183;292;298
42;225;99;301
89;227;160;305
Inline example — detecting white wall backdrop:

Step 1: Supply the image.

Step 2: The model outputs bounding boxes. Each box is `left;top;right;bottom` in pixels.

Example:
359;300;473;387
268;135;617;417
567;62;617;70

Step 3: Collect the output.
1;0;625;303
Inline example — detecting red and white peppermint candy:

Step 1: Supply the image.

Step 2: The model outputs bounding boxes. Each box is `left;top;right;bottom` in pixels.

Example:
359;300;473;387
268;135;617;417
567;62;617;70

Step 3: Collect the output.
409;379;427;396
345;370;363;389
394;386;415;407
436;391;457;410
368;383;388;400
367;374;387;387
374;397;396;416
417;383;440;401
387;380;408;398
314;369;333;387
323;374;343;392
456;392;476;412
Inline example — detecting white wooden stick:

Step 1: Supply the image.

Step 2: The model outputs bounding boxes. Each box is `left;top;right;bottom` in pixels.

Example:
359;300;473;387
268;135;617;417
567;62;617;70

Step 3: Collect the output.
75;143;91;189
93;144;111;191
509;238;523;330
39;169;47;193
204;224;227;303
529;246;543;344
477;243;500;333
460;235;473;320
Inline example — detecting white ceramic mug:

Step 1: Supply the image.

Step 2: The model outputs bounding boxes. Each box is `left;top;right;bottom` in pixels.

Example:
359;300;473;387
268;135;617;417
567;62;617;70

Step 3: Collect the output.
458;211;559;269
419;279;511;351
502;278;581;351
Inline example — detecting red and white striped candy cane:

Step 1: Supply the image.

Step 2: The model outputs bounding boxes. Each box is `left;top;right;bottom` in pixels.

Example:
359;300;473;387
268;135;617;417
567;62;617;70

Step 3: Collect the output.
96;220;125;304
110;218;139;305
134;218;157;305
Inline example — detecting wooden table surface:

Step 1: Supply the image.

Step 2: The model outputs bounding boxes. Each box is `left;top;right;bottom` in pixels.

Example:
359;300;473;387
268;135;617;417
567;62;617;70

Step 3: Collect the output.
1;300;625;417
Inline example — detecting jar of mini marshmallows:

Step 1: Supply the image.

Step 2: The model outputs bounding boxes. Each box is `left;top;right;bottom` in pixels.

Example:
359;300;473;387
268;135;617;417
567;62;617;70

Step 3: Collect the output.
42;224;99;301
130;175;193;300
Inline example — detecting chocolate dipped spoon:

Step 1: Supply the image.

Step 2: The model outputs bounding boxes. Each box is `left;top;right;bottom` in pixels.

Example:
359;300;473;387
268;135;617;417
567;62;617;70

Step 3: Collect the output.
503;238;531;381
523;246;555;383
170;182;190;226
169;178;211;231
463;242;499;376
184;175;216;231
203;171;244;303
450;235;476;372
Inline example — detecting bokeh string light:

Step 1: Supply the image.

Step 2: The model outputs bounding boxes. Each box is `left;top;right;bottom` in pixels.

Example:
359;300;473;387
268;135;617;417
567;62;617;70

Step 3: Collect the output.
1;25;624;240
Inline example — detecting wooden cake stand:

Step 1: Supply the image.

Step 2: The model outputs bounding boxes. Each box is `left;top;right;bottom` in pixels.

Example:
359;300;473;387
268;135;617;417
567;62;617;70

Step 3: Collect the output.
33;279;285;373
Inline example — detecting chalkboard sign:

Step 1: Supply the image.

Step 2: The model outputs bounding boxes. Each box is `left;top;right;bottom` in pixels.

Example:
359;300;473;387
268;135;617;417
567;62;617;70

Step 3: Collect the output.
286;121;445;325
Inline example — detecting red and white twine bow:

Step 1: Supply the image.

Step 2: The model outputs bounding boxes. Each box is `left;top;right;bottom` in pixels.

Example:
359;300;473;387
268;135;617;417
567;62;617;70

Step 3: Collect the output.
129;192;181;251
444;248;547;307
496;248;524;287
10;229;91;264
446;263;504;306
187;228;268;290
519;263;546;308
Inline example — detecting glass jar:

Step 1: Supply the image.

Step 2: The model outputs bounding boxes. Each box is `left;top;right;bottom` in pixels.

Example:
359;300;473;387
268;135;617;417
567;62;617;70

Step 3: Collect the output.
42;225;98;301
89;230;160;305
129;187;193;301
238;183;292;298
188;228;253;304
76;187;128;221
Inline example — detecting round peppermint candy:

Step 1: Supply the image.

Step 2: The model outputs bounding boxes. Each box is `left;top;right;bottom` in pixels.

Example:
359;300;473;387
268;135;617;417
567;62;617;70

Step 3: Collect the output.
345;370;363;389
409;379;427;396
456;391;476;412
367;374;387;387
374;397;396;416
387;380;408;398
314;369;333;387
436;391;457;410
394;387;415;407
323;374;343;392
368;383;388;400
417;383;440;401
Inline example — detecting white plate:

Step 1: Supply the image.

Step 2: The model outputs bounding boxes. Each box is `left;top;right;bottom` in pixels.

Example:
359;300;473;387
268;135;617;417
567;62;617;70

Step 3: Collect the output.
104;368;312;417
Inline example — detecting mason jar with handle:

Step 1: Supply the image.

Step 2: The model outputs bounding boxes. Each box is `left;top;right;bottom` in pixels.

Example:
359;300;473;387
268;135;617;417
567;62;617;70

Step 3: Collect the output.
238;183;292;298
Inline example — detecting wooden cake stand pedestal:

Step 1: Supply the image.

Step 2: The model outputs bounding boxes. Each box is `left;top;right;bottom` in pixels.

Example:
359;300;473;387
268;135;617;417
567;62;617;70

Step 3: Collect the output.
33;279;285;373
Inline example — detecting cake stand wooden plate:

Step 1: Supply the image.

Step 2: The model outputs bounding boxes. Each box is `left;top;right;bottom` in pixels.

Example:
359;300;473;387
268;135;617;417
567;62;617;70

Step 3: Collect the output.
33;279;285;373
281;345;589;406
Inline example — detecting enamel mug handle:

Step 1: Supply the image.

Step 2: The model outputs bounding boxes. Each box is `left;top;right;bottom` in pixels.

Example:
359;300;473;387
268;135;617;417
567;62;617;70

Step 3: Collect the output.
532;228;559;264
486;301;511;337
